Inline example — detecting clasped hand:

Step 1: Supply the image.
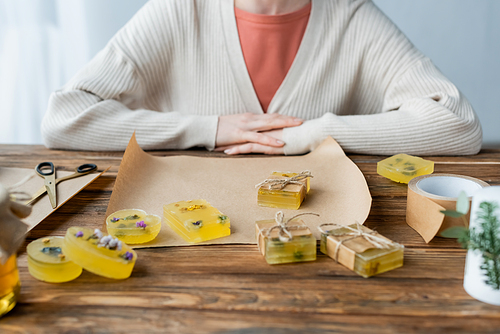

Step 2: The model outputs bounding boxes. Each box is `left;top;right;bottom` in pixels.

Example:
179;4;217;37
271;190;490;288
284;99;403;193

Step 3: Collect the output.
215;113;303;155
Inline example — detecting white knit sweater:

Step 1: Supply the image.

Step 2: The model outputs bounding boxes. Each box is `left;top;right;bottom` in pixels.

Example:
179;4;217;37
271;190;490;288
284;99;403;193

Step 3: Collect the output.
41;0;482;155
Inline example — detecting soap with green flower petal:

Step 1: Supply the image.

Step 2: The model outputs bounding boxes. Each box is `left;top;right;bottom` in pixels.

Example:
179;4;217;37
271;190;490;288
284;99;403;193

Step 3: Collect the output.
377;154;434;184
163;199;230;243
27;236;82;283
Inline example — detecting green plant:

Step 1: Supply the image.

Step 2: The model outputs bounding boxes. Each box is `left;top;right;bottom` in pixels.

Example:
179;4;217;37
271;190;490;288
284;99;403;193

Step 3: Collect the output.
441;192;500;290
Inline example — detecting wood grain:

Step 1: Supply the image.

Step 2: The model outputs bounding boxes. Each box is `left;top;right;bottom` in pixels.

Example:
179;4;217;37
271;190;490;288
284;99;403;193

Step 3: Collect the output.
1;145;500;333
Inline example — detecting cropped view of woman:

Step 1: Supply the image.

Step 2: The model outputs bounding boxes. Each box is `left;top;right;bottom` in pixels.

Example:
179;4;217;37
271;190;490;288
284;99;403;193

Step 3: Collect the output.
41;0;482;155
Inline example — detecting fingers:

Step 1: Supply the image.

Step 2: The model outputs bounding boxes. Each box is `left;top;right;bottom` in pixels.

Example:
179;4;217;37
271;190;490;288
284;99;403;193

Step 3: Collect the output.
244;114;303;132
222;143;285;155
242;131;284;147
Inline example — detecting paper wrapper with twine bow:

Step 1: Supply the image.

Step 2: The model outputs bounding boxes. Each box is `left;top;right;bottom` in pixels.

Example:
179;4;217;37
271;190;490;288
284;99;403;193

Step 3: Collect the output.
255;211;318;265
256;171;312;210
319;223;404;278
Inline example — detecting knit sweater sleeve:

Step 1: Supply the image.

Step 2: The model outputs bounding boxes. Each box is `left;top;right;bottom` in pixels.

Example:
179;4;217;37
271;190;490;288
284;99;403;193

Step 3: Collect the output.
282;1;482;156
41;0;218;151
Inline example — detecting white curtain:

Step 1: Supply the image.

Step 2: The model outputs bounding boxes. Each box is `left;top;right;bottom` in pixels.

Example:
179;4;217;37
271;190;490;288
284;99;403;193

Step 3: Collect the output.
0;0;147;145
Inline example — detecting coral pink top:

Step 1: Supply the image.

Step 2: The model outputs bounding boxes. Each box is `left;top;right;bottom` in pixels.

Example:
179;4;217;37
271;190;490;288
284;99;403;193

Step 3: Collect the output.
235;3;311;112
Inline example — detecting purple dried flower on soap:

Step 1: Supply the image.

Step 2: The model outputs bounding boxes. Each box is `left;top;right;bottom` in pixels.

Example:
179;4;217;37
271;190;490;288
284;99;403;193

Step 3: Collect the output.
75;231;84;238
123;251;133;261
111;217;120;222
136;221;147;228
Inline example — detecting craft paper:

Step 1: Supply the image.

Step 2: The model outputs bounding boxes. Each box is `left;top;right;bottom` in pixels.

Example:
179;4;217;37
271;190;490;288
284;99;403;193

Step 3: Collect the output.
106;134;372;248
0;166;109;231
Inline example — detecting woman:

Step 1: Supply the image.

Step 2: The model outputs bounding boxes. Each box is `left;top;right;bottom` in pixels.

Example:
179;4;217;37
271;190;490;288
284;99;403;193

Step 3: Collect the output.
41;0;482;155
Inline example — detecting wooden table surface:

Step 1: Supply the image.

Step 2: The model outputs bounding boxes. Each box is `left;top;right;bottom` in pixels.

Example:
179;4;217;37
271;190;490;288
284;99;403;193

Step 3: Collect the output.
1;145;500;334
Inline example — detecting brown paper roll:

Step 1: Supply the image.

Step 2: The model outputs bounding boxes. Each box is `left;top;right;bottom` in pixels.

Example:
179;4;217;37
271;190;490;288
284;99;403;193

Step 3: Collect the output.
406;174;489;243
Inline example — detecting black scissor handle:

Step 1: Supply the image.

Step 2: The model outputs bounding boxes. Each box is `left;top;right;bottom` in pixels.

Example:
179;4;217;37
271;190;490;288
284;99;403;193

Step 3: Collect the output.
77;163;98;174
36;162;55;176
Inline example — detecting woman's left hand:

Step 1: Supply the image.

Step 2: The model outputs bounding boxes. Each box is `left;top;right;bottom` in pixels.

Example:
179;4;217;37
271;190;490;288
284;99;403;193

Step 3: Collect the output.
214;129;284;155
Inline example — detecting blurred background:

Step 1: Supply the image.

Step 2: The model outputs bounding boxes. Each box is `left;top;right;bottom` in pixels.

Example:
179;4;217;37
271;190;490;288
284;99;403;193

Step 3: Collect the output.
0;0;498;148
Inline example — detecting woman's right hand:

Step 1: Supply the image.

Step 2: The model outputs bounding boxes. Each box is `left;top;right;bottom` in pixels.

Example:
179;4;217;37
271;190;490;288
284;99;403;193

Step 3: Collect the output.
215;113;303;152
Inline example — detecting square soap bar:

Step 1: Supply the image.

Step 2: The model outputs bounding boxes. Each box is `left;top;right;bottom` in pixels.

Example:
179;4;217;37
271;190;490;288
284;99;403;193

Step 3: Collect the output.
257;172;310;210
377;154;434;184
256;219;316;265
163;199;230;243
320;224;404;278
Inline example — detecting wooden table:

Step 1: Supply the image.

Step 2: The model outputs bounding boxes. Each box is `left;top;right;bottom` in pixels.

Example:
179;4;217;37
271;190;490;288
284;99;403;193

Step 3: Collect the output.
1;145;500;333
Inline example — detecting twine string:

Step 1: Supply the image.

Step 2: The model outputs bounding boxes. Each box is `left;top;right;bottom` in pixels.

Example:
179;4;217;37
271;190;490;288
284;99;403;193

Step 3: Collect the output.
257;211;320;253
255;170;313;190
318;222;394;262
6;171;37;202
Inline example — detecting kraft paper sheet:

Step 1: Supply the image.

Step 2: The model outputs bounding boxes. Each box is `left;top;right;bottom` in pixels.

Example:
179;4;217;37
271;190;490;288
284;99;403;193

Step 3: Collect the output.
0;166;108;232
106;134;372;248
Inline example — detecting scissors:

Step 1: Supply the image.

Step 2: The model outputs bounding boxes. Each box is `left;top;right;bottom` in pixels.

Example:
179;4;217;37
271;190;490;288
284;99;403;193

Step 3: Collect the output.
26;162;98;208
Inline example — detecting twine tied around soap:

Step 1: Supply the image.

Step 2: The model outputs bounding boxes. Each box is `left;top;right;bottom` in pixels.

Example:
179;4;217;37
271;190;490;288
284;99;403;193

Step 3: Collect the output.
261;211;320;243
318;222;394;263
255;170;313;190
257;211;319;254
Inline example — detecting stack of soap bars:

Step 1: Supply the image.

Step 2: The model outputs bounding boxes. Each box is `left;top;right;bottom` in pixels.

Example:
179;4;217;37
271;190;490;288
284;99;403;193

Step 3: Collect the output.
377;153;434;184
256;171;312;210
27;227;138;282
163;199;230;243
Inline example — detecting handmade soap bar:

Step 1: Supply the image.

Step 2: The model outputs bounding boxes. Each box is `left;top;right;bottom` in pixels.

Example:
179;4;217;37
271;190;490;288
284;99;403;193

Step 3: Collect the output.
163;199;230;243
377;154;434;184
256;218;316;265
27;236;82;283
106;209;162;244
257;171;311;210
320;223;404;278
0;254;20;317
62;227;137;279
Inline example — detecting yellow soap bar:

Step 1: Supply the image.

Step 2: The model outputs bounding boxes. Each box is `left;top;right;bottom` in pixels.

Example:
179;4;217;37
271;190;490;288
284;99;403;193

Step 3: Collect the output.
106;209;162;244
257;172;309;210
256;219;316;265
62;227;137;280
163;199;230;243
27;237;82;283
0;254;20;317
377;154;434;184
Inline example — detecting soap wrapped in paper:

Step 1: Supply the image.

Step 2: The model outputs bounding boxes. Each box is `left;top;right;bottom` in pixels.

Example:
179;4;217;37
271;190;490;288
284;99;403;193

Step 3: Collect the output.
319;223;404;278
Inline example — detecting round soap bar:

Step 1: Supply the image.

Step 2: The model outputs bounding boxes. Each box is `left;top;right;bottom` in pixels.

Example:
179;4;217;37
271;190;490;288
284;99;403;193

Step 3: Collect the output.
106;209;162;244
27;237;82;283
62;227;137;280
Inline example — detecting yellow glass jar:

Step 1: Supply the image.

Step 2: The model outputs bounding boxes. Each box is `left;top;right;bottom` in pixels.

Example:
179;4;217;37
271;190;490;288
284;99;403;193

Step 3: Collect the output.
0;254;20;317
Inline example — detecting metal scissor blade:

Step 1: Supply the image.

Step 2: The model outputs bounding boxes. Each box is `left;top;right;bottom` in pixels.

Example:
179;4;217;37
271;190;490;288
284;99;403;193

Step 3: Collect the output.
46;185;57;208
44;175;57;209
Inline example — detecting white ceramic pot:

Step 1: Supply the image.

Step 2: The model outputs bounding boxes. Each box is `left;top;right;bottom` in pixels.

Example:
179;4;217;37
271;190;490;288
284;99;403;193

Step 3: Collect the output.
463;186;500;305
